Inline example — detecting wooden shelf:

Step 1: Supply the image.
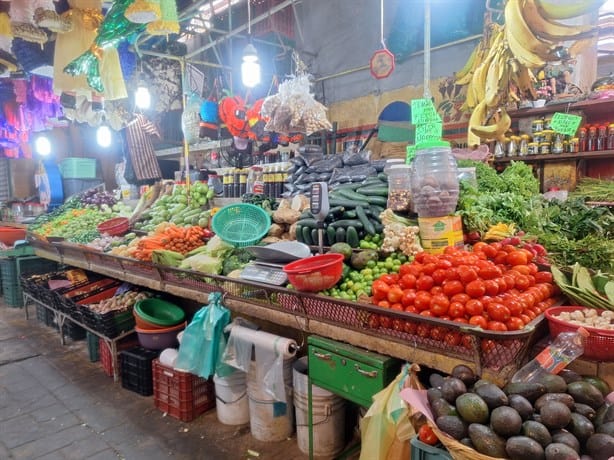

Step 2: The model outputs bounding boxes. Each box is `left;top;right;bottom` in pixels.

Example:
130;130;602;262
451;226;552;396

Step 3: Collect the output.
494;149;614;164
508;97;614;120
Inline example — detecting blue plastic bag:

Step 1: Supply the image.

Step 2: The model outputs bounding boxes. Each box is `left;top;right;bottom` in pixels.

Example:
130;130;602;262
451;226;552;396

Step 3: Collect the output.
175;292;231;379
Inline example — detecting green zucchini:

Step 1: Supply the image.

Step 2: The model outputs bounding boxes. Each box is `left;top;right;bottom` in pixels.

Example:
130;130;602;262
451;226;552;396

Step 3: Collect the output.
329;198;370;209
326;226;337;246
356;185;389;196
346;226;360;248
369;204;385;215
373;222;384;234
296;218;319;228
299;210;314;220
326;206;345;219
302;226;313;245
295;224;304;243
311;228;320;247
362;177;387;186
335;227;346;244
333;182;363;191
364;195;388;206
329;219;363;229
342;210;357;219
378;172;389;181
335;188;371;202
356;206;376;235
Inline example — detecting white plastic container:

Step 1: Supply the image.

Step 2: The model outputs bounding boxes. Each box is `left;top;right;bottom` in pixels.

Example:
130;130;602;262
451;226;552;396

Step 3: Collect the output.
213;371;250;425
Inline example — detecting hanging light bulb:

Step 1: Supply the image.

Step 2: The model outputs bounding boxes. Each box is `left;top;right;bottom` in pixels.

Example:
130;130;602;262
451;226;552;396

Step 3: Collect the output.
241;0;260;88
35;135;51;156
135;84;151;109
242;43;261;88
96;125;112;147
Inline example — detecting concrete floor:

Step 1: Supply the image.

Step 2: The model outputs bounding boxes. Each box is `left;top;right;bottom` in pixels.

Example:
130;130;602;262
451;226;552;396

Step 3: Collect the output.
0;302;356;460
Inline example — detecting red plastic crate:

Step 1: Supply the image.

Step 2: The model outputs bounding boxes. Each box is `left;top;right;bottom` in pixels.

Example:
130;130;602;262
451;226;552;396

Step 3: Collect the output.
99;335;140;377
152;359;215;422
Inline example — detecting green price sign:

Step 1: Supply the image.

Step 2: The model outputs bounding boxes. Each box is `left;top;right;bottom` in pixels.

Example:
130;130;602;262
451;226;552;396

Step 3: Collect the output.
411;98;441;125
550;112;582;136
415;122;442;144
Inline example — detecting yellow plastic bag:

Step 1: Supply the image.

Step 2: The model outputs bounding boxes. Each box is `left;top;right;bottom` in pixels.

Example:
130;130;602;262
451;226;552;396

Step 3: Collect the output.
359;364;415;460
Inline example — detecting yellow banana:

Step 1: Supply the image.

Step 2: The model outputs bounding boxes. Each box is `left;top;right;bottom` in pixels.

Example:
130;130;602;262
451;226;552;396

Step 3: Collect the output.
505;26;546;68
535;0;606;21
455;43;480;83
470;109;512;141
523;0;596;41
467;101;487;147
505;0;556;61
485;52;502;108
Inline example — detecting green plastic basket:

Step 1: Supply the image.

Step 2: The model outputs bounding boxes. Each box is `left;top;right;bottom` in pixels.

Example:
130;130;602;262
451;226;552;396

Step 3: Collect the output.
211;203;271;247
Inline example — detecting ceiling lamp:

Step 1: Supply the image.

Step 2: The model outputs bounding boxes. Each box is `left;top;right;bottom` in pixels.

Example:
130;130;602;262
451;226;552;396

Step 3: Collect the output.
241;0;260;88
135;83;151;109
34;135;51;156
96;125;112;148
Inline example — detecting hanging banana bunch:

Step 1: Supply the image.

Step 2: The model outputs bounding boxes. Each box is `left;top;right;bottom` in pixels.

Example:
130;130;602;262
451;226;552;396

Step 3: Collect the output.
457;0;604;146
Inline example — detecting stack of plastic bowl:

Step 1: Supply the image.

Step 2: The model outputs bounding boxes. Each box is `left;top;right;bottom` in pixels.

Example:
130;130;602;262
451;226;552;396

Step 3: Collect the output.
410;140;460;218
133;299;186;350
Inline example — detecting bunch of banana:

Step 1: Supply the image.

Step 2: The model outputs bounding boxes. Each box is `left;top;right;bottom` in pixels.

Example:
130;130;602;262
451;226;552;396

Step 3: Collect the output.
151;249;185;267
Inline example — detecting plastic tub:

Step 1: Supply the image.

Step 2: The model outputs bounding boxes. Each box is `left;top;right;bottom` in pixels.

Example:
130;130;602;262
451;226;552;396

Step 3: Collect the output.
134;298;185;327
133;310;169;330
135;322;186;350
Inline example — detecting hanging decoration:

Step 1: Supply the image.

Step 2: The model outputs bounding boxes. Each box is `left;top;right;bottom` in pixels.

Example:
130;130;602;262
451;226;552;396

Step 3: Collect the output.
125;0;161;24
199;77;221;140
369;0;394;80
0;13;17;74
218;95;250;139
33;1;72;33
8;0;48;45
146;0;179;36
64;0;147;94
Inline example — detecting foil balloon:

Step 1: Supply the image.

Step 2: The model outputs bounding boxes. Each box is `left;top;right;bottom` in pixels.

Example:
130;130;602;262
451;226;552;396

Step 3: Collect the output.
63;0;146;93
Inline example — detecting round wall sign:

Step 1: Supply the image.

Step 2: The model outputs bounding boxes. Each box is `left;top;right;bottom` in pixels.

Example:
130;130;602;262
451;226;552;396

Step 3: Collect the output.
370;49;395;79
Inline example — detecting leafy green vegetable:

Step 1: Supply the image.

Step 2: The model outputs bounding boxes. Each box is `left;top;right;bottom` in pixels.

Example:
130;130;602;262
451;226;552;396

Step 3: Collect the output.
221;248;255;275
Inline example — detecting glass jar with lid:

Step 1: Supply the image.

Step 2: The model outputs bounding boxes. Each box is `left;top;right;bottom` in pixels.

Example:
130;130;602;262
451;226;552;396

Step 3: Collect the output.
527;142;539;155
386;164;413;212
532;119;545;133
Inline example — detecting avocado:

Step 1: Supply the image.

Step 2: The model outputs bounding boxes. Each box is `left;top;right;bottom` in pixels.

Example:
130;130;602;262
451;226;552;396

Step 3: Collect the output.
586;433;614;460
522;420;553;448
475;383;509;410
436;415;467;440
551;430;580;453
573;403;596;421
540;401;572;430
451;364;476;387
567;381;605;410
509;394;535;421
602;403;614;425
583;375;611;397
531;413;543;424
597;421;614;437
566;412;595;444
329;242;352;261
504;382;547;403
427;388;443;406
491;406;523;437
473;378;491;389
544;442;580;460
429;373;445;389
456;393;490;424
431;397;457;419
459;437;473;448
559;369;583;384
506;435;545;460
468;423;507;458
535;393;575;411
537;374;568;393
440;377;467;404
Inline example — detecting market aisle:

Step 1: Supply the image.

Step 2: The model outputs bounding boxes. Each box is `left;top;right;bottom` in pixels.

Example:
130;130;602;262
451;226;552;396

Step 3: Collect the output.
0;304;308;460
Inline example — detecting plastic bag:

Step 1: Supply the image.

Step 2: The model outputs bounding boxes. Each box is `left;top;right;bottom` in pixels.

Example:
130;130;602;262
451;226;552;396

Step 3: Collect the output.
298;144;323;166
174;292;231;379
343;149;371;166
359;364;415;460
329;165;377;185
307;155;343;173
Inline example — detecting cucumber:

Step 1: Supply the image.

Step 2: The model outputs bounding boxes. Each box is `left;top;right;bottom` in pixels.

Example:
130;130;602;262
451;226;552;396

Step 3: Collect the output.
335;227;346;244
373;222;384;234
369;204;385;215
326;206;345;219
356;185;389;196
296;218;319;228
326;226;337;246
299;210;314;220
378;172;389;181
335;188;371;202
295;224;304;243
333;182;363;191
311;228;320;247
329;198;370;209
302;226;313;245
356;206;376;235
329;219;363;229
342;210;357;219
362;177;387;186
365;195;388;206
346;226;360;248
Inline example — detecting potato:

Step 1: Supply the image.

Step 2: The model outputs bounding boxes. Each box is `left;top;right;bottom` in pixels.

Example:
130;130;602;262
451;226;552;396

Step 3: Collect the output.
267;223;285;238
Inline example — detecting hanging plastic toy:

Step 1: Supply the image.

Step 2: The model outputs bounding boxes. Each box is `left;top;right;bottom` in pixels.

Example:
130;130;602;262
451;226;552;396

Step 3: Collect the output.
8;0;48;45
125;0;161;24
146;0;179;36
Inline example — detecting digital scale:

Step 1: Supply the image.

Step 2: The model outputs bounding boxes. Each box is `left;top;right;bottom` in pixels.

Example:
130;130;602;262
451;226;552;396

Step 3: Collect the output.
240;261;288;285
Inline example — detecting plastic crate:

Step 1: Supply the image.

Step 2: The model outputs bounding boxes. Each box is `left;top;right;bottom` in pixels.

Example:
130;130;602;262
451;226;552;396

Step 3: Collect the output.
87;332;100;362
119;347;160;396
1;257;58;307
59;158;98;179
59;320;86;341
81;307;135;339
410;437;452;460
35;304;54;327
99;334;140;378
152;359;215;422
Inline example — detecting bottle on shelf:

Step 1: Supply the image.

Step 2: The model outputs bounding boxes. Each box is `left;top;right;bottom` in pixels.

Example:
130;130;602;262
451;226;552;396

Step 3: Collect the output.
587;126;597;152
239;168;248;196
608;123;614;150
233;168;241;197
510;327;589;383
597;124;607;151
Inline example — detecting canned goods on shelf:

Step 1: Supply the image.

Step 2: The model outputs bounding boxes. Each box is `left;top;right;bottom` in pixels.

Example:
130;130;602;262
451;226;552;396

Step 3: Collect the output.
539;142;551;155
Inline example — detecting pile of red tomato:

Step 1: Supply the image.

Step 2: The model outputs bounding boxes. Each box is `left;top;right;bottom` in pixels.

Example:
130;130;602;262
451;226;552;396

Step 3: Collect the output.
368;241;558;349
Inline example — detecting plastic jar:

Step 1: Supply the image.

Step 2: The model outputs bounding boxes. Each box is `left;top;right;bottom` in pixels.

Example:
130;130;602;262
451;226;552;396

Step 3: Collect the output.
410;140;459;218
527;142;539;155
539;142;551;155
532;119;544;133
386;164;412;212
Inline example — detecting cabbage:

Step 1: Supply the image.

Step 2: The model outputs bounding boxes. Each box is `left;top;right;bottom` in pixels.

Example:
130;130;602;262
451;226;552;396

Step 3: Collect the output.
180;253;223;274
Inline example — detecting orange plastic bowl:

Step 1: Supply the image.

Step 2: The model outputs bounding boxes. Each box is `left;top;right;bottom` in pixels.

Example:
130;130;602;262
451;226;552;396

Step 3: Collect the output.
283;253;344;292
97;217;130;236
133;310;168;330
0;227;26;245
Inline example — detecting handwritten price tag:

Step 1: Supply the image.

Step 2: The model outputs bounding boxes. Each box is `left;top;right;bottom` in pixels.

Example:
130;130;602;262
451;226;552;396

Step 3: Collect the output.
415;122;442;145
550;112;582;136
411;99;441;125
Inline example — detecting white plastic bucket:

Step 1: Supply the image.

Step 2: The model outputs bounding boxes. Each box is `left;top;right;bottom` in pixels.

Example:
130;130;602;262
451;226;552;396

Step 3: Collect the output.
213;371;249;425
247;358;295;442
293;357;346;457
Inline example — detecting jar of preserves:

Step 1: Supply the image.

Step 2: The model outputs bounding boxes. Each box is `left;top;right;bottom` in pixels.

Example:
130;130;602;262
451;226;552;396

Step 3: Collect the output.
532;119;544;133
509;136;521;156
519;134;530;156
542;130;555;143
539;142;551;155
533;131;544;144
544;117;552;130
578;127;588;151
552;133;564;154
569;137;579;153
527;142;539;155
597;124;607;151
587;126;598;151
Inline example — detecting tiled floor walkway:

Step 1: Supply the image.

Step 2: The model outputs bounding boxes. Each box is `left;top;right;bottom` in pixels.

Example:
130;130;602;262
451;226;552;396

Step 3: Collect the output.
0;304;313;460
